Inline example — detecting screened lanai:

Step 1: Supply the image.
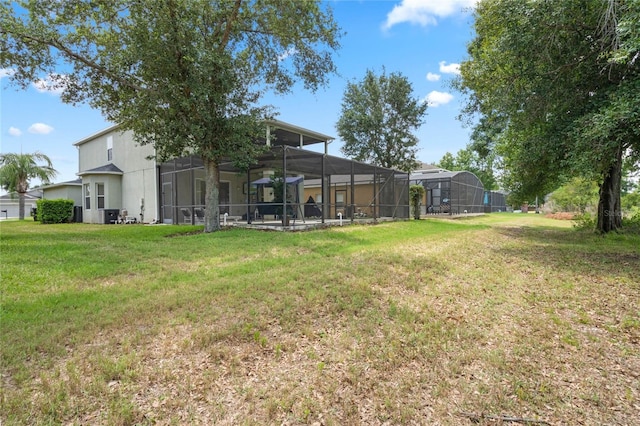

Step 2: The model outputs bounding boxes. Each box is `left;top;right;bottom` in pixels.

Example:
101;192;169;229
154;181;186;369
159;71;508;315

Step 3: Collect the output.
158;120;410;227
410;171;485;215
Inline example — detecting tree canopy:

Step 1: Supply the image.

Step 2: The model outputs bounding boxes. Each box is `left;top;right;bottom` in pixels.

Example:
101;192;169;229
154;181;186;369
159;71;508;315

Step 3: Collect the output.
0;152;57;220
1;0;342;232
456;0;640;233
337;68;428;173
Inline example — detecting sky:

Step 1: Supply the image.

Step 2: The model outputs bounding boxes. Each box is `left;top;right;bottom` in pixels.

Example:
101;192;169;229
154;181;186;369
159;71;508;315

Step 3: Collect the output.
0;0;477;188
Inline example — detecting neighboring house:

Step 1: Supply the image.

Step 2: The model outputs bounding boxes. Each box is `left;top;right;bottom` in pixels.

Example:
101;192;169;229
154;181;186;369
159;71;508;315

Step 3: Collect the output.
0;188;42;219
41;179;83;206
74;125;157;224
40;179;84;222
70;120;410;225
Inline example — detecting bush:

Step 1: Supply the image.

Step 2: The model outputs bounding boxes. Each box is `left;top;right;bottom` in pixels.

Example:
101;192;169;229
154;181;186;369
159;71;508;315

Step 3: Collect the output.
621;211;640;234
572;212;596;231
36;199;74;224
409;184;425;220
574;211;640;234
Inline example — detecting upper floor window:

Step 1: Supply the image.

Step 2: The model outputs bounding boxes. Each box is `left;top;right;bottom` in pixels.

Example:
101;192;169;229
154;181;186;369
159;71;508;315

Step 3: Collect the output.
107;136;113;162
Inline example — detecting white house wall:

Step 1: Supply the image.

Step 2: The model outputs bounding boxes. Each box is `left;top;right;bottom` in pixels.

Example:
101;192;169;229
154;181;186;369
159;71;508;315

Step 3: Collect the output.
42;186;82;206
81;174;122;224
77;127;158;223
121;167;157;222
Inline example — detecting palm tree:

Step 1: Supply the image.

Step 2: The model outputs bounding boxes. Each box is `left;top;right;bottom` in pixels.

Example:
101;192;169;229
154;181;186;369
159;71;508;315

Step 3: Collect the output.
0;152;57;220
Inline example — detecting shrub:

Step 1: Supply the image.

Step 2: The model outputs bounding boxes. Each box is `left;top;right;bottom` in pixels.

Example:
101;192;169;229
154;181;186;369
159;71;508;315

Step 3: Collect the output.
409;184;426;220
572;212;596;231
621;211;640;235
36;199;74;224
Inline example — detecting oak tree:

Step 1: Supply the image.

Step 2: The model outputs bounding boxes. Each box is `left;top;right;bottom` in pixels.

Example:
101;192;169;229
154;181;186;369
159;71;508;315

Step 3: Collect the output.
456;0;640;232
1;0;342;232
337;68;428;173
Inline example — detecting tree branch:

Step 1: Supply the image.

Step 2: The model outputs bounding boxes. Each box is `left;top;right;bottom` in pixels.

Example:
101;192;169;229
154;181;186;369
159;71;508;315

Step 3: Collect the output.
2;29;149;94
219;0;242;52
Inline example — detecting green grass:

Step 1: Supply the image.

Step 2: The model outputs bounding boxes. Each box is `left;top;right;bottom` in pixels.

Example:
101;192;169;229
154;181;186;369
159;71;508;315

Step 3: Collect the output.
1;215;638;425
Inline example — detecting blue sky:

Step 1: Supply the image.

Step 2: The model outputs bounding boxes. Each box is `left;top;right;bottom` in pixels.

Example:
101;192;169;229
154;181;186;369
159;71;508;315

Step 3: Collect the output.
0;0;476;187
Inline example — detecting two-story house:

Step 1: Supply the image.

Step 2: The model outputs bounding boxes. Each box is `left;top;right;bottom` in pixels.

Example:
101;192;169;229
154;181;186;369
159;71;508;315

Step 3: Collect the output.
63;119;409;226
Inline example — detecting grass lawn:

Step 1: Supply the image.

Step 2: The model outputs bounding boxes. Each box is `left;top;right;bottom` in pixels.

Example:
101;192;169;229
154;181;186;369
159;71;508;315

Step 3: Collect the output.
1;214;638;425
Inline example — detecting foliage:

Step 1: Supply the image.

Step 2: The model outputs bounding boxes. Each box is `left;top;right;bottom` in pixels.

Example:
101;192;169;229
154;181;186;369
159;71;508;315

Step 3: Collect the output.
547;178;599;214
456;0;640;233
1;0;342;232
621;210;640;234
0;151;57;220
572;212;598;232
621;189;640;214
409;184;425;220
337;68;428;172
268;169;293;218
36;199;74;224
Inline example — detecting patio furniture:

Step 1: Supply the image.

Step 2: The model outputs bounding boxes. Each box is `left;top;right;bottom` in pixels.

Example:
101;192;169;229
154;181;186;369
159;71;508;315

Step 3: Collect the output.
194;207;205;224
181;208;192;224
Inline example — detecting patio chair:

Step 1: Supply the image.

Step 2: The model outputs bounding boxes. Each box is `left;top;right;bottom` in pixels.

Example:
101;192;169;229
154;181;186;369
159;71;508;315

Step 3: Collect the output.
181;208;192;224
194;207;205;224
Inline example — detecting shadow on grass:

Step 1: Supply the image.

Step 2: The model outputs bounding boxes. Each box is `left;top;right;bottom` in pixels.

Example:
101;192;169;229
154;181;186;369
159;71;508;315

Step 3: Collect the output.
493;226;640;281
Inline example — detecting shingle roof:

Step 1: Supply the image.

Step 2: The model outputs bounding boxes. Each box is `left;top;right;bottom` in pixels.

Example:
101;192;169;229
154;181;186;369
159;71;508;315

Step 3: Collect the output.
77;164;124;176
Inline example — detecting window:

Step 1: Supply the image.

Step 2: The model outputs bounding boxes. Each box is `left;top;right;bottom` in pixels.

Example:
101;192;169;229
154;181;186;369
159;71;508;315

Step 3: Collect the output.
107;136;113;162
96;183;105;209
84;183;91;210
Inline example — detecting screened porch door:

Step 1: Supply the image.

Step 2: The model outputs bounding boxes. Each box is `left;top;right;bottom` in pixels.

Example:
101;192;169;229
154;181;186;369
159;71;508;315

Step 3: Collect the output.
219;181;230;215
162;181;173;224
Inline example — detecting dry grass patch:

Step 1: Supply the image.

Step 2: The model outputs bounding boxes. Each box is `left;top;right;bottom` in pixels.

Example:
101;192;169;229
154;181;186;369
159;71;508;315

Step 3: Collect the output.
1;217;638;425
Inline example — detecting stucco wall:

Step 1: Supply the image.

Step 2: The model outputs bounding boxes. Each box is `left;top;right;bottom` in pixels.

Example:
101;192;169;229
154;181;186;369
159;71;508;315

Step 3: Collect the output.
77;127;158;223
43;186;82;206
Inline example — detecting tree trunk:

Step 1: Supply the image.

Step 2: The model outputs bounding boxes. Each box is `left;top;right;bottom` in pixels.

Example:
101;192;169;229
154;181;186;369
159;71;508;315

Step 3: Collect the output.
203;157;221;233
18;191;26;220
596;144;623;233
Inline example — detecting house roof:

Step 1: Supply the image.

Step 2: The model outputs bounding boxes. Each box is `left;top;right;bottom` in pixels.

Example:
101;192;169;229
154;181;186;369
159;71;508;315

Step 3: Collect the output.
73;123;121;146
216;145;407;179
0;188;43;200
73;119;334;148
77;163;124;176
264;119;334;147
40;178;82;190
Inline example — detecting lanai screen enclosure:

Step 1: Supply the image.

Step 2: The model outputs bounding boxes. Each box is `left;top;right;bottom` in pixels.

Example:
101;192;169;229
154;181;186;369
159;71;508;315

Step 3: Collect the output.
159;121;410;227
411;171;485;215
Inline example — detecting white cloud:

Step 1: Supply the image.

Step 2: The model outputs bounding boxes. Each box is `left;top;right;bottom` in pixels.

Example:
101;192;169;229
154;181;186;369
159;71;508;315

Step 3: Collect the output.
0;68;15;79
8;127;22;137
439;61;461;75
32;73;68;95
383;0;477;30
425;91;454;107
278;47;298;62
28;123;54;135
426;72;441;82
